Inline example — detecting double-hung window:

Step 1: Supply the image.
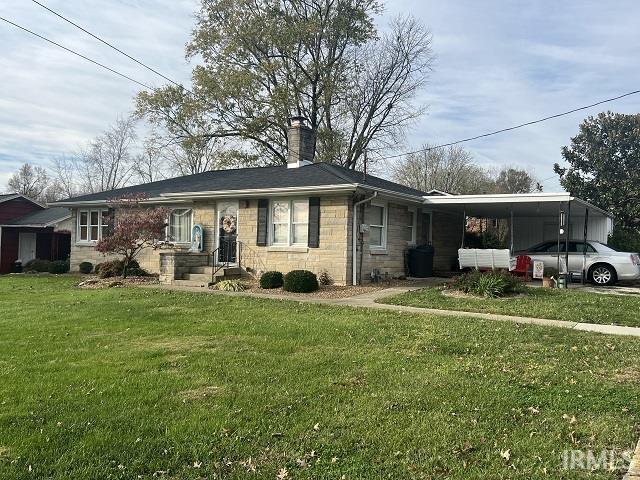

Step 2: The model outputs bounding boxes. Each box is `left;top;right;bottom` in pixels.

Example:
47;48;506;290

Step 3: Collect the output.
271;199;309;246
368;202;387;249
77;209;105;242
168;208;192;243
406;207;417;245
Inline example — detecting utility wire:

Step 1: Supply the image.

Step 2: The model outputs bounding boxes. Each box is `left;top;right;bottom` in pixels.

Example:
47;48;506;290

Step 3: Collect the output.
12;3;640;165
30;0;187;91
381;89;640;160
0;16;153;90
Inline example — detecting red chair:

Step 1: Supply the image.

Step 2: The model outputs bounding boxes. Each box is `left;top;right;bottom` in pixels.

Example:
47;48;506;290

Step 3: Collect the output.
513;255;531;281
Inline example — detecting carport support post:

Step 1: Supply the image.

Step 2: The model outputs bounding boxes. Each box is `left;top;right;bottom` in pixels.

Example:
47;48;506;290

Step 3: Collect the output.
565;201;571;284
556;203;562;274
461;207;466;248
509;206;514;253
582;208;589;284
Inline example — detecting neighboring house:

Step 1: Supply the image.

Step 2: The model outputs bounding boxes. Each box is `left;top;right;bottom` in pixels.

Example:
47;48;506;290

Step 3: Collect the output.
53;118;613;285
0;194;72;273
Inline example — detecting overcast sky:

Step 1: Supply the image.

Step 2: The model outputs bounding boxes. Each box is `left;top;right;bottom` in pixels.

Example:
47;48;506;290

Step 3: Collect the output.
1;0;639;192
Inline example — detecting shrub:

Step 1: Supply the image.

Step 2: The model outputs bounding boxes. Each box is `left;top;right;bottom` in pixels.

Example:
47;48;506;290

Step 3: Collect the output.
451;270;522;298
125;260;148;277
215;279;247;291
23;259;51;272
79;262;93;274
608;228;640;253
94;263;103;275
318;270;333;286
48;260;70;274
98;259;124;278
283;270;319;293
260;271;284;289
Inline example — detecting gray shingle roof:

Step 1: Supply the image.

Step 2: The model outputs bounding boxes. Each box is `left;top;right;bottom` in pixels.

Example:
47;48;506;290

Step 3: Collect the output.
57;163;427;204
0;193;18;202
3;207;70;226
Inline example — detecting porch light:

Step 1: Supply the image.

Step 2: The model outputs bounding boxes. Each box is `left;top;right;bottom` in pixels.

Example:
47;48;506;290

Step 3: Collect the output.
559;209;566;226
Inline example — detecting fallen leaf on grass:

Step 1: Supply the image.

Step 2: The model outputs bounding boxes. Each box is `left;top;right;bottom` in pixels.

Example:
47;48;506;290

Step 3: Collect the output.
500;449;511;461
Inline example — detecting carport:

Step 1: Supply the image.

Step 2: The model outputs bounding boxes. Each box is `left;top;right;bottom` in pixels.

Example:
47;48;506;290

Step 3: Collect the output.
422;192;613;281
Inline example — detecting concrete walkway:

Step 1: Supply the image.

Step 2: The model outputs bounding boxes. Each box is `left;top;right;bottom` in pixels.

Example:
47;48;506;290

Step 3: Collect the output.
150;284;640;338
625;440;640;480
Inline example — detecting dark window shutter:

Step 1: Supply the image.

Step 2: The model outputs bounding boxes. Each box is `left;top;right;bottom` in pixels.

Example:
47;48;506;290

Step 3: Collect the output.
308;197;320;248
257;199;269;246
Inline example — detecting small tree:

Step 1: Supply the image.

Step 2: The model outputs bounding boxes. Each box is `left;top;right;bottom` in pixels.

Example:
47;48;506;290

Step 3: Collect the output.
95;197;169;278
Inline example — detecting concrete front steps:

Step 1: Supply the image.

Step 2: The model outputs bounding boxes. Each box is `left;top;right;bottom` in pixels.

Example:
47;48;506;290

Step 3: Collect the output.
172;266;243;288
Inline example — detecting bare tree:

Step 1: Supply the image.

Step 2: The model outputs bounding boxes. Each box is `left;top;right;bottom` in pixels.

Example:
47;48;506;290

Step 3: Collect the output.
133;133;168;183
138;3;433;170
339;16;433;169
51;155;81;199
391;145;493;194
492;167;541;193
7;163;51;201
164;134;220;176
77;116;137;193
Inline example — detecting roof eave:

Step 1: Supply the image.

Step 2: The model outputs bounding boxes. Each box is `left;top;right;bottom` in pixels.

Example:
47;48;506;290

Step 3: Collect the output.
422;192;613;218
356;184;426;204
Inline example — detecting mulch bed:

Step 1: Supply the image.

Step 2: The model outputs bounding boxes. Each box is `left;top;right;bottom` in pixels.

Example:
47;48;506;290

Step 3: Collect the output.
238;278;437;299
78;276;159;289
441;288;527;300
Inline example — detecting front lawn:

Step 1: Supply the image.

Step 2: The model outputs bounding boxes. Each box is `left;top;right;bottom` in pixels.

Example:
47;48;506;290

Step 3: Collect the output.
0;276;639;479
380;286;640;328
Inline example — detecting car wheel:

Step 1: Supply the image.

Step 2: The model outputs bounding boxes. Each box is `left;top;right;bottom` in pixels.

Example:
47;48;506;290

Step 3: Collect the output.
589;264;617;286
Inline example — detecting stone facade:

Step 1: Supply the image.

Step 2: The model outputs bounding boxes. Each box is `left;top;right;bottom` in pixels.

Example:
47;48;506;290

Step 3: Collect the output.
68;194;463;283
238;195;350;285
355;201;416;283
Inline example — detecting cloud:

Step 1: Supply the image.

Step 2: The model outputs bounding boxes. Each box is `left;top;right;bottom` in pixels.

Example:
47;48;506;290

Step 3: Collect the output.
1;0;639;193
381;0;640;190
0;0;197;189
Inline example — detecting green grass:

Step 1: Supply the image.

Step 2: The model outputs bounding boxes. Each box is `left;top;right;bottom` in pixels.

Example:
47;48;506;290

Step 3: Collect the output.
0;276;639;479
380;286;640;328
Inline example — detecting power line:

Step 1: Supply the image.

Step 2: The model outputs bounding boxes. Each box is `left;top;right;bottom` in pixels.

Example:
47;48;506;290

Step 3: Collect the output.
0;16;153;90
30;0;187;91
381;89;640;160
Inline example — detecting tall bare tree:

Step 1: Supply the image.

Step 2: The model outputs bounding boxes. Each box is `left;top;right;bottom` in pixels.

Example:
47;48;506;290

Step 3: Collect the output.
137;1;433;169
391;145;492;194
77;116;137;193
51;155;81;199
339;16;432;169
133;133;168;183
7;163;51;201
493;167;540;194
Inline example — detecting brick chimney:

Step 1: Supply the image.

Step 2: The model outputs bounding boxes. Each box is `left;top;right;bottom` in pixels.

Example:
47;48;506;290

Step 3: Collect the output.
287;116;315;168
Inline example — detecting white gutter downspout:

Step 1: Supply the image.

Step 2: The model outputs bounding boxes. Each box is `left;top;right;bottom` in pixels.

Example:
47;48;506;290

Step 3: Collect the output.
352;192;377;285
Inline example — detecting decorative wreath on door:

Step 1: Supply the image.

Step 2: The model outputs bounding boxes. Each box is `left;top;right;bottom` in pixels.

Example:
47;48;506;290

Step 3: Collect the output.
222;215;237;233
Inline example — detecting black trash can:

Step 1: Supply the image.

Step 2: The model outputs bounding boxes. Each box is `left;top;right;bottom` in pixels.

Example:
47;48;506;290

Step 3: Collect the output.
408;244;434;277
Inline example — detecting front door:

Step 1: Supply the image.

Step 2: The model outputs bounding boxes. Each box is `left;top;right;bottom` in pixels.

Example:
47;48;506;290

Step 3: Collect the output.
18;232;37;263
217;201;238;264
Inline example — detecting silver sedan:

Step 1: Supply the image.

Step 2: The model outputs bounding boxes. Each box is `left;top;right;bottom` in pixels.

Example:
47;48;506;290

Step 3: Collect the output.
516;240;640;286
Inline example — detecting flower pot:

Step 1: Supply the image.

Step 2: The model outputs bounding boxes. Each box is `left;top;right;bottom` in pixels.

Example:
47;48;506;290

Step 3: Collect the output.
542;277;553;288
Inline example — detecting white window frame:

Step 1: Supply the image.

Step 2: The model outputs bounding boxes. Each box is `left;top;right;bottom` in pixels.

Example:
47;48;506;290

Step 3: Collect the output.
269;198;309;247
406;206;417;246
77;208;105;243
167;208;193;244
368;201;387;250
